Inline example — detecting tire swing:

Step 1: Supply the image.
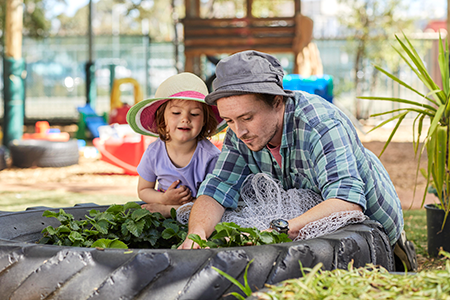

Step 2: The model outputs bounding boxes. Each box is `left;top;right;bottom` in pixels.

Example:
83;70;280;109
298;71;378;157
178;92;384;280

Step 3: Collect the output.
8;139;79;168
0;203;394;300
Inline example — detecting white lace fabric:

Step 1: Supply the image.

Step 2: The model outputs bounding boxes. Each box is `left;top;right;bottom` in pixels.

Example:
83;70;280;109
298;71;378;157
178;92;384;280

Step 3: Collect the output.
176;173;367;241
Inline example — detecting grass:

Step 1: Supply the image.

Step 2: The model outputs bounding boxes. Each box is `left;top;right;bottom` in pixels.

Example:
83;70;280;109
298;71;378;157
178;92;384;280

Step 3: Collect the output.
403;209;448;271
0;191;138;212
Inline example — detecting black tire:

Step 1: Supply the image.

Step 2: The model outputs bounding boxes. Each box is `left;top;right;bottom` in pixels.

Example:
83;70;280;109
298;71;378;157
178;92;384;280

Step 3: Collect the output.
0;204;394;300
8;139;79;168
0;146;6;171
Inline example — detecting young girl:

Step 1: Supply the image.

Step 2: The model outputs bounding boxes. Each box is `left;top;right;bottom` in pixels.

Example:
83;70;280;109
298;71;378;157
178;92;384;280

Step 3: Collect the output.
127;72;227;216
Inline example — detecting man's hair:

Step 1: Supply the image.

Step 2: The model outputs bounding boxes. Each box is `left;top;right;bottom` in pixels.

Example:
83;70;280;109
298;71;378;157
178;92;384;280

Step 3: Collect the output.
154;100;218;141
254;93;288;107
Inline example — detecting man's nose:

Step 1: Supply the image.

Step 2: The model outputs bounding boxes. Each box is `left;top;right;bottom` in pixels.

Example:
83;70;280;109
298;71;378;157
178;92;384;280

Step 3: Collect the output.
234;123;248;138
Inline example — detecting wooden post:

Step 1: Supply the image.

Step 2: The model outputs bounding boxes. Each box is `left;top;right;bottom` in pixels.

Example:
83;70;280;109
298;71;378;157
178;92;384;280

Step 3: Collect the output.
184;0;201;75
5;0;23;59
247;0;253;18
3;0;25;147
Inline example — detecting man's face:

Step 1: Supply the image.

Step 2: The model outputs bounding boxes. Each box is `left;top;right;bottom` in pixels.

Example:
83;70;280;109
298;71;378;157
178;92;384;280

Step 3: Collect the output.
217;94;283;152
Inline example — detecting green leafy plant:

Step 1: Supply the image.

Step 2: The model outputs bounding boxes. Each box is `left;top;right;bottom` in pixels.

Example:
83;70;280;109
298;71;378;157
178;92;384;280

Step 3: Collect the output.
39;203;292;250
358;33;450;227
213;259;254;300
253;250;450;299
39;202;188;249
188;222;292;249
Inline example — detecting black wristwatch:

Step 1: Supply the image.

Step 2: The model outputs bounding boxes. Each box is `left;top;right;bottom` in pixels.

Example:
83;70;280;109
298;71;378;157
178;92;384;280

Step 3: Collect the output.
270;219;290;234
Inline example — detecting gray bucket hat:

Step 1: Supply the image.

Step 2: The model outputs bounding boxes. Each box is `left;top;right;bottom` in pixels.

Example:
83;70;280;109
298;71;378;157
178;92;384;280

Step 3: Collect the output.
205;50;295;105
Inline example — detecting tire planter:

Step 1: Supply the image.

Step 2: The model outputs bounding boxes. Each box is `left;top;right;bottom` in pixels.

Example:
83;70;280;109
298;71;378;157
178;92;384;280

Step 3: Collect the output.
9;139;79;168
0;204;394;300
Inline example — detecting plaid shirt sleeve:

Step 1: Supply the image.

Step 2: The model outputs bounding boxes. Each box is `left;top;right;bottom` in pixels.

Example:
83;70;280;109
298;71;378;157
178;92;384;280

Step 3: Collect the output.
198;130;259;209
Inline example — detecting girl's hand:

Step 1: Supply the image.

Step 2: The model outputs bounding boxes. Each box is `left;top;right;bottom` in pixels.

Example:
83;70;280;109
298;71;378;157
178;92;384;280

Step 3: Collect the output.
162;180;193;205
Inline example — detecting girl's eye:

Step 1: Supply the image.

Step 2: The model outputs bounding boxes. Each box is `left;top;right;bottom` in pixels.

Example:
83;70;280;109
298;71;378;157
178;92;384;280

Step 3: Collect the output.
191;113;199;117
172;112;180;115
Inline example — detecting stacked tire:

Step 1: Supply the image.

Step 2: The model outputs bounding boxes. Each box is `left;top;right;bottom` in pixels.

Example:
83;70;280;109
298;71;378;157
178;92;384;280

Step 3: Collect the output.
0;204;394;300
8;139;79;168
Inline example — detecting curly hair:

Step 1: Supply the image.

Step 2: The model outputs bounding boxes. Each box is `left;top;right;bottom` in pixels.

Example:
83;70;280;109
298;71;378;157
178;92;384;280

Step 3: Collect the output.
153;100;218;142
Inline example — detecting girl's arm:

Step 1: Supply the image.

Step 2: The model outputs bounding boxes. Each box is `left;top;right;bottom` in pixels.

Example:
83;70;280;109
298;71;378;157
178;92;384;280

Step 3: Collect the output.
137;176;193;205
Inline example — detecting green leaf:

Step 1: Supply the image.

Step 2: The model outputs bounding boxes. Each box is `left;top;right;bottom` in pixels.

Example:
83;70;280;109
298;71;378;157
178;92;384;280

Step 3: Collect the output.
93;219;109;235
91;239;112;248
126;219;145;237
106;204;125;214
56;225;72;234
170;208;177;220
43;226;56;235
161;228;176;239
89;209;100;217
124;202;142;211
358;96;437;112
42;210;58;218
131;209;151;221
109;240;128;249
68;231;84;243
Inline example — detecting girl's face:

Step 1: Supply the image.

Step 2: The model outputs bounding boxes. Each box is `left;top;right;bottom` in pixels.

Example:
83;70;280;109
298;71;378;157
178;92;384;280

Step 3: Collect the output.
164;99;205;143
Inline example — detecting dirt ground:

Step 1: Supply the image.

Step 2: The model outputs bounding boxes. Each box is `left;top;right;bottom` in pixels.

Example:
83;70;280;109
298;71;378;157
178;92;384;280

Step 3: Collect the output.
0;123;438;210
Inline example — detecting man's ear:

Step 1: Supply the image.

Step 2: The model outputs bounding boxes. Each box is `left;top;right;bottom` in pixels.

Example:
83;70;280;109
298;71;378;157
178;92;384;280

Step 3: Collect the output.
274;95;283;109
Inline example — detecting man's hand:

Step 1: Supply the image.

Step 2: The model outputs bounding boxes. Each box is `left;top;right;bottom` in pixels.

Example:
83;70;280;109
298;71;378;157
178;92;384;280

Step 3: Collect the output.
162;180;193;205
177;195;225;250
178;234;203;249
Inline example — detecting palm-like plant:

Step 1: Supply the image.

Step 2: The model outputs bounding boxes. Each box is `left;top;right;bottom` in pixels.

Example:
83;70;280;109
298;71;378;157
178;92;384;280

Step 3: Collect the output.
358;33;450;227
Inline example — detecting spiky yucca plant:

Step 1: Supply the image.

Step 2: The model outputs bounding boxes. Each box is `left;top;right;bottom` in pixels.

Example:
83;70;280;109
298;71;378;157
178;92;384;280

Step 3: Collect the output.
359;33;450;228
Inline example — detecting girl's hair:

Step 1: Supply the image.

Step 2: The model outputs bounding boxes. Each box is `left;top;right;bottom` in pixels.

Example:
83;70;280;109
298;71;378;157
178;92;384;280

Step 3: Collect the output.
154;100;218;141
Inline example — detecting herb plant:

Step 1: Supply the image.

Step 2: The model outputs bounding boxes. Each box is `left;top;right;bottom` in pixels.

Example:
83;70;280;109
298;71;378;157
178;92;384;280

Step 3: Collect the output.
39;203;292;249
188;222;292;249
38;202;187;249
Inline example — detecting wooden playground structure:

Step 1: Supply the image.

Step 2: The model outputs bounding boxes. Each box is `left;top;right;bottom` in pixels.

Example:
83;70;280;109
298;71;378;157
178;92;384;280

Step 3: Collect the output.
182;0;314;75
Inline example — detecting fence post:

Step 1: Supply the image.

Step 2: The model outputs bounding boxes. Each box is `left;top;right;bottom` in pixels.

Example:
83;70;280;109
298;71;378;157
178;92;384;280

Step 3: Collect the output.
2;0;25;147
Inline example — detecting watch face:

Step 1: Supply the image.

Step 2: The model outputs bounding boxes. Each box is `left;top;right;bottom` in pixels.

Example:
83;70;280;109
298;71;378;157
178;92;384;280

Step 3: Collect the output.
270;219;289;234
272;219;289;228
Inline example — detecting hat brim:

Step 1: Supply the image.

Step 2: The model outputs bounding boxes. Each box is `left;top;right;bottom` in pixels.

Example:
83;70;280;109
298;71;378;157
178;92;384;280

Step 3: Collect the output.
205;85;295;105
127;96;227;137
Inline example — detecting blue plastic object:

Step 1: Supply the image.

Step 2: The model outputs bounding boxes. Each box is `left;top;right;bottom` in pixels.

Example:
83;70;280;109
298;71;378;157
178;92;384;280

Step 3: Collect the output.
283;74;334;103
76;104;108;139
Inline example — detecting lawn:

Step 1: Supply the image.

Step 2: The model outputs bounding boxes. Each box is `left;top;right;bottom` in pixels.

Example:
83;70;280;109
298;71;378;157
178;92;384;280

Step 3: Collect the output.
0;190;137;212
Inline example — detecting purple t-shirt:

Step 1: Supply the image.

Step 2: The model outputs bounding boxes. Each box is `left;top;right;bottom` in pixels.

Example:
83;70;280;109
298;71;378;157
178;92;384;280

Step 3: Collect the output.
137;138;220;197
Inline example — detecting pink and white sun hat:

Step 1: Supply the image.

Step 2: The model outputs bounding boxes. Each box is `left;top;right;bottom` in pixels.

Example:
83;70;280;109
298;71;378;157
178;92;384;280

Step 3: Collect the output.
126;72;227;137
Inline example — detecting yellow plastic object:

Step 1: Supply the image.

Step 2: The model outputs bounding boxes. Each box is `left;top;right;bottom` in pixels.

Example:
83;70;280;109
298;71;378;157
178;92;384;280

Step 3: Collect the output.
110;78;143;110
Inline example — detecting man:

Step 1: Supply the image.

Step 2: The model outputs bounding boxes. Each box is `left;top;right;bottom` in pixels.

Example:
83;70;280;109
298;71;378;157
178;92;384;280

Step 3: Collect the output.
179;50;416;271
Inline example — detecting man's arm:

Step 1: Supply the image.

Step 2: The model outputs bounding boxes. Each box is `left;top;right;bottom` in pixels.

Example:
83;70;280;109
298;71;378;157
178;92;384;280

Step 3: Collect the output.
178;195;225;249
286;198;362;240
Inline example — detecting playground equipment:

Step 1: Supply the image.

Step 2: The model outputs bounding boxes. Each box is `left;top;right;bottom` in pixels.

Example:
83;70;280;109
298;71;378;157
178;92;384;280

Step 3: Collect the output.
283;74;334;103
93;124;156;175
109;78;143;124
76;78;143;140
23;121;70;142
75;104;108;139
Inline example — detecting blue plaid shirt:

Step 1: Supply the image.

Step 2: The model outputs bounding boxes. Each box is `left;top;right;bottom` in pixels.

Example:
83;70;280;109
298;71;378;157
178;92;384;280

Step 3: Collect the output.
198;91;403;245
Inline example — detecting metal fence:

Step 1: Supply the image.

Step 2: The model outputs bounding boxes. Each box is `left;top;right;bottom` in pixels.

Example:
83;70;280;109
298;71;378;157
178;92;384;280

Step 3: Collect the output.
0;35;438;125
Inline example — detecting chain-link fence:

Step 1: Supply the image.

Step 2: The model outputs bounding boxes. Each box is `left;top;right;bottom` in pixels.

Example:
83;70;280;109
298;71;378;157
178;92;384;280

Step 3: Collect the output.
0;35;438;125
